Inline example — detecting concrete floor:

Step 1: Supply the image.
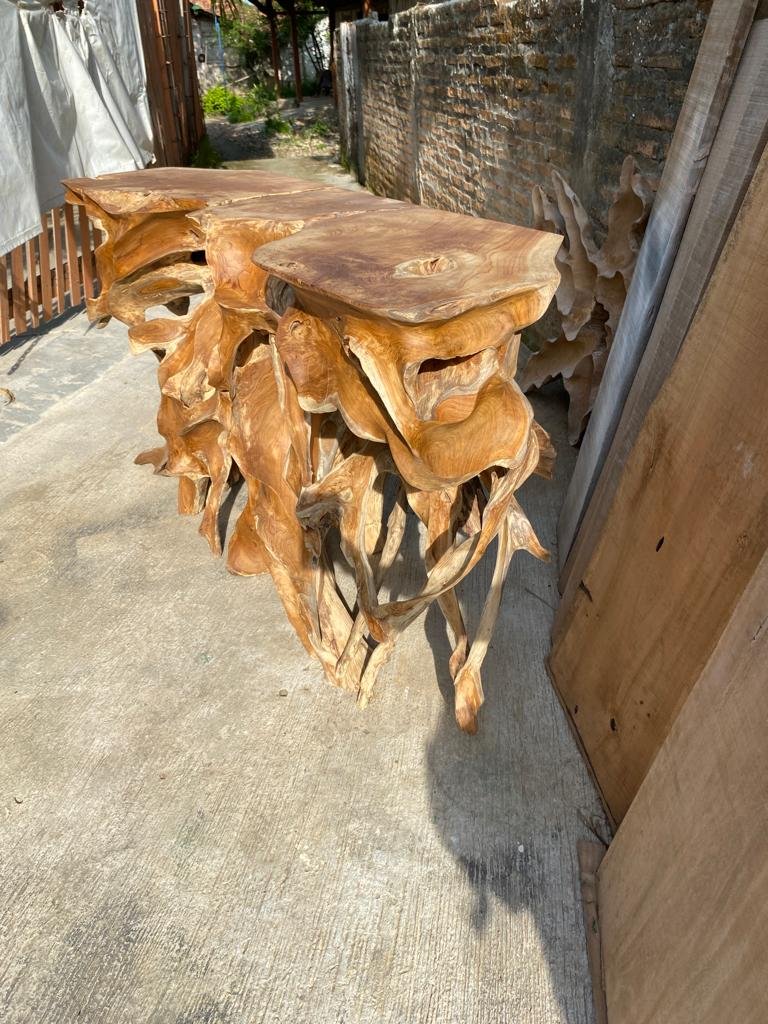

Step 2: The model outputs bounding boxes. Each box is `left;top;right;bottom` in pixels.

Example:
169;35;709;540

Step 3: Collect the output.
0;315;609;1023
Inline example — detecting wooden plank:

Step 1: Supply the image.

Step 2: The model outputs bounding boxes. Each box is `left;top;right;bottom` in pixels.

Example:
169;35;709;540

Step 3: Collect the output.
78;206;96;302
151;0;183;165
25;237;40;328
556;0;759;570
10;246;27;336
183;3;204;146
0;256;10;345
63;203;82;307
558;17;768;606
38;212;54;321
549;146;768;822
51;206;67;315
598;547;768;1024
578;841;608;1024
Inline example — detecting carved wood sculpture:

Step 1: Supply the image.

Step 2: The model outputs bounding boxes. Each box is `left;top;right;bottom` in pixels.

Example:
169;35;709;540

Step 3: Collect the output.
64;169;560;733
521;156;653;444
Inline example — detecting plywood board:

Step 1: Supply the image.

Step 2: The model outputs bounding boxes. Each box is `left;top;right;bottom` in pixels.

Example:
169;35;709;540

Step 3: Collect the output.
558;16;768;607
556;0;759;569
597;547;768;1024
549;145;768;822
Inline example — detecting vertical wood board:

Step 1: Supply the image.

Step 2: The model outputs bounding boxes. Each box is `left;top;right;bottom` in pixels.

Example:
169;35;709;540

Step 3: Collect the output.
598;548;768;1024
558;17;768;608
549;146;768;822
557;0;759;569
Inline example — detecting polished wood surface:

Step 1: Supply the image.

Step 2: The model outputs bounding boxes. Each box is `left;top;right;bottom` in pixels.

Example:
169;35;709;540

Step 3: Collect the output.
66;168;560;733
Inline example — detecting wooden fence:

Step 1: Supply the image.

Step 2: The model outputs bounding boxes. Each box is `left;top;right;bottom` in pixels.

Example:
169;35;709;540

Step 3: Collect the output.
1;0;203;347
136;0;205;168
0;206;101;347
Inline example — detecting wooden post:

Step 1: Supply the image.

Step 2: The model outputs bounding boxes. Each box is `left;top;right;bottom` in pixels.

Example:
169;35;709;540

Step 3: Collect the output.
0;256;10;344
38;213;53;322
288;5;303;106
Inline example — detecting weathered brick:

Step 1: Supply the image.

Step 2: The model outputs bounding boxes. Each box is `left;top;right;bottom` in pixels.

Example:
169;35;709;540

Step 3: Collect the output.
340;0;708;232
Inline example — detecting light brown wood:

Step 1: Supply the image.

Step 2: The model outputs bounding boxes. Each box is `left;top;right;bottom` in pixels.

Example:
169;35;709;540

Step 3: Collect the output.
557;0;760;568
0;256;10;345
38;213;54;322
64;203;82;307
578;841;608;1024
559;18;768;604
79;205;97;302
67;168;561;733
25;238;40;329
598;546;768;1024
522;159;653;444
10;246;27;336
549;145;768;821
51;206;67;316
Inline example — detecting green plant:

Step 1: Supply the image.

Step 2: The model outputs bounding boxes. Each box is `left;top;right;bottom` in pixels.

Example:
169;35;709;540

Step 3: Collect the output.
221;10;272;70
202;84;237;118
190;134;223;168
304;117;330;138
265;112;292;136
202;84;276;124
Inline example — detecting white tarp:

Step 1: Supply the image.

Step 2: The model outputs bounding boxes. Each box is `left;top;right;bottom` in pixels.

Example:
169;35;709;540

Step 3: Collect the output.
0;0;154;256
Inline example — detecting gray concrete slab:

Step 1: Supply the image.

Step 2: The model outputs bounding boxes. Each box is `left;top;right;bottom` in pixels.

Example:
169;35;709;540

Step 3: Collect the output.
0;320;609;1023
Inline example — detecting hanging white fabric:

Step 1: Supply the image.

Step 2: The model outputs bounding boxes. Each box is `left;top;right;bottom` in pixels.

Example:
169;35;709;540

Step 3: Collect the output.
0;0;155;256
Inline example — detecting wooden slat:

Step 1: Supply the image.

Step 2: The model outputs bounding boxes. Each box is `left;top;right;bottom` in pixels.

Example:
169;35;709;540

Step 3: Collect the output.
151;1;182;165
38;212;54;321
25;237;40;328
51;207;67;315
63;203;82;306
558;18;768;610
78;205;96;301
598;547;768;1024
556;0;760;571
183;3;204;146
0;256;10;344
10;245;27;336
549;146;768;822
578;842;608;1024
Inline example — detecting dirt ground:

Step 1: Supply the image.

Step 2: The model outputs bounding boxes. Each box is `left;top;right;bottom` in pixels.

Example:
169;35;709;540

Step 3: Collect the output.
204;96;348;168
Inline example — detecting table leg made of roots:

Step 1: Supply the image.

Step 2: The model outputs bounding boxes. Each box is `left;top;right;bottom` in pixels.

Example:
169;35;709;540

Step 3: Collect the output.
65;168;561;734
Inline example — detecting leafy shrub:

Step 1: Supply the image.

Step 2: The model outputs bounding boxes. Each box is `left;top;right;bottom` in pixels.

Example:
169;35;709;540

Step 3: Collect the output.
265;113;292;136
202;84;276;124
202;84;236;118
304;118;330;139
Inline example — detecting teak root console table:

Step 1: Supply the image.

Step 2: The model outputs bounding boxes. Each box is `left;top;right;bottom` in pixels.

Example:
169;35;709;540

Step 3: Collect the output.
65;168;561;734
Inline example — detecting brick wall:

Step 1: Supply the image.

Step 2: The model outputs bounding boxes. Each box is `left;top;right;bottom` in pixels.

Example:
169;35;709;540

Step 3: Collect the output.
338;0;710;234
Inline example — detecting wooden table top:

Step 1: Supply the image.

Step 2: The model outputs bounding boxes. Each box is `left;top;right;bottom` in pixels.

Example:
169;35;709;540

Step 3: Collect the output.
64;167;326;216
194;185;403;229
253;204;562;323
64;168;561;323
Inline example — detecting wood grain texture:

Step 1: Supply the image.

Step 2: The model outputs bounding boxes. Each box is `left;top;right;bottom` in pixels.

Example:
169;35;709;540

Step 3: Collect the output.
557;0;760;570
67;168;561;734
0;256;9;345
38;213;54;322
559;18;768;605
254;206;561;323
598;547;768;1024
578;842;607;1024
549;144;768;822
522;158;653;445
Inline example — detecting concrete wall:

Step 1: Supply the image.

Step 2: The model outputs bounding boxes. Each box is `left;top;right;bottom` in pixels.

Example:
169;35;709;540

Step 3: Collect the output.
337;0;710;233
192;15;253;91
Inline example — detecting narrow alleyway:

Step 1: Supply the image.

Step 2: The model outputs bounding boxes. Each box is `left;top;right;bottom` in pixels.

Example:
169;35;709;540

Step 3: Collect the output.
206;97;361;189
0;151;608;1023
